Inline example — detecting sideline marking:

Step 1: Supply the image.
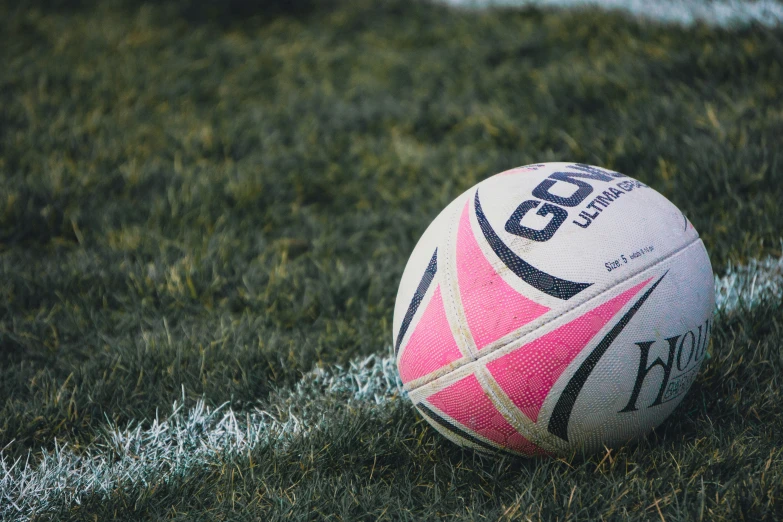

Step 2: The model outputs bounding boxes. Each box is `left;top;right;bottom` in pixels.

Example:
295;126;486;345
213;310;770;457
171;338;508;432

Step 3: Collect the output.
439;0;783;28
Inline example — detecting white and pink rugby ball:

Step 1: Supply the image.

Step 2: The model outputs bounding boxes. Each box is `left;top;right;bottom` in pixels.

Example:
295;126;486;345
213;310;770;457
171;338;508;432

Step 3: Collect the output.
393;163;714;457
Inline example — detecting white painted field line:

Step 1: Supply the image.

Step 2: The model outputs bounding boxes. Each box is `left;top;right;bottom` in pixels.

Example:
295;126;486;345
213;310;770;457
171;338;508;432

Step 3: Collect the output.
715;254;783;312
0;354;404;520
1;253;782;520
440;0;783;28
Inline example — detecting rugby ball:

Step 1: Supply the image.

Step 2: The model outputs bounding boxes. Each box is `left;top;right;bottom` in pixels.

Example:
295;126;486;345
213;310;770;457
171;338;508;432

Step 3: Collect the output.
393;163;714;456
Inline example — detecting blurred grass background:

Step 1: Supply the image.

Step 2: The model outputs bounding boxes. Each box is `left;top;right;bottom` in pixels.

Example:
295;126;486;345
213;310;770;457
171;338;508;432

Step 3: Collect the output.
1;0;782;519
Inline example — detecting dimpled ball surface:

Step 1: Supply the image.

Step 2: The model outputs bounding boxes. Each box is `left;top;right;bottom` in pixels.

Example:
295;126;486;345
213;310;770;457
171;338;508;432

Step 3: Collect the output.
393;163;715;456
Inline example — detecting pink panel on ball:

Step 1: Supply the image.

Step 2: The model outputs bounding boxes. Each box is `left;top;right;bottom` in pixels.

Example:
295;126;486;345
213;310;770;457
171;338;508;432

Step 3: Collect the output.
427;373;545;455
486;278;652;422
456;201;549;350
398;285;464;384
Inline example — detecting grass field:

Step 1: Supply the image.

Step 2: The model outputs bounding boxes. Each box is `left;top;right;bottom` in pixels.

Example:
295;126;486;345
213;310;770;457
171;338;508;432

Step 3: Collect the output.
1;0;783;519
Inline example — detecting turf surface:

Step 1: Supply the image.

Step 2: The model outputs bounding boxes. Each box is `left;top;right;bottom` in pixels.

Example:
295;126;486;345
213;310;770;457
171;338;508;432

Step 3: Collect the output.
1;0;782;519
